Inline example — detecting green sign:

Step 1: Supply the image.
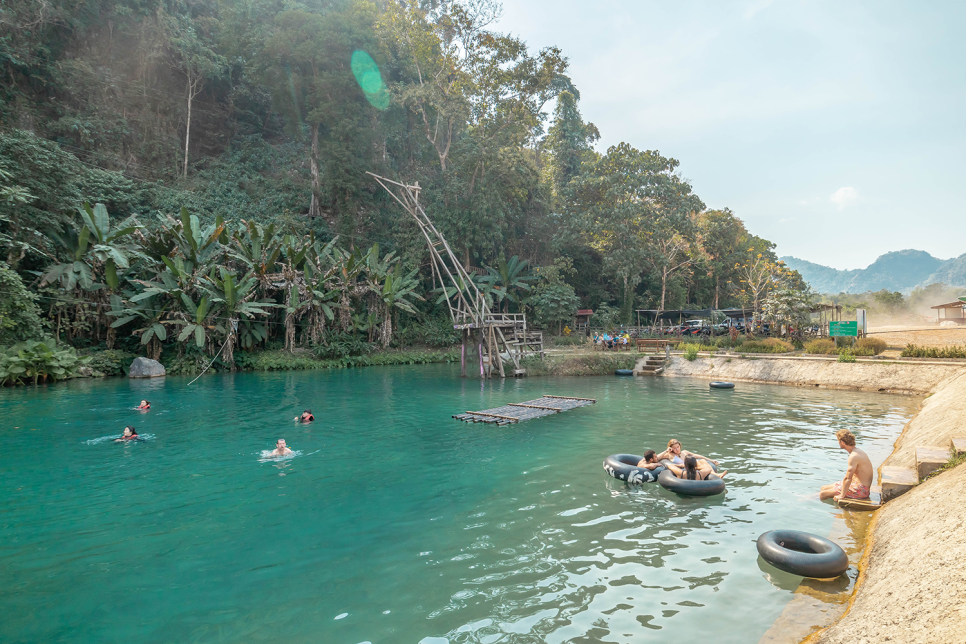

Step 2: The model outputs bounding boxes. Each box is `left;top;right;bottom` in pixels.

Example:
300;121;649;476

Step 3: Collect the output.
829;321;858;337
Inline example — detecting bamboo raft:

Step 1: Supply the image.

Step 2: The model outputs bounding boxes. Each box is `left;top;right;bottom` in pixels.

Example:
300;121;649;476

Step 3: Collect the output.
453;394;597;425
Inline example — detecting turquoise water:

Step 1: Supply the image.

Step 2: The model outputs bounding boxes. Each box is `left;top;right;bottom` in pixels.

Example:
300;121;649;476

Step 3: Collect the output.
0;366;916;644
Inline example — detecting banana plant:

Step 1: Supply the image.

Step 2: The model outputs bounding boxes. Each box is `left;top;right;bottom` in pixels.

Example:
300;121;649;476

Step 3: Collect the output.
42;203;139;292
203;268;275;367
108;293;169;359
375;263;423;347
174;293;213;348
479;255;536;313
230;220;282;289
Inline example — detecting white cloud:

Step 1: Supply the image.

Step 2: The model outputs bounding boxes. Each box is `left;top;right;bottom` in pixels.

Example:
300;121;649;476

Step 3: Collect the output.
830;187;858;210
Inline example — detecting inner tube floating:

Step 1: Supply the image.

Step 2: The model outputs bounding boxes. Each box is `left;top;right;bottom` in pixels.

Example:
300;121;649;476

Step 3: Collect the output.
657;468;726;496
615;369;634;376
603;454;665;484
710;381;735;389
756;530;848;578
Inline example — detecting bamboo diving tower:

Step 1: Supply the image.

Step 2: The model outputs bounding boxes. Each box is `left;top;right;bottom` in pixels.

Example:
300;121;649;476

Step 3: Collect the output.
367;172;542;379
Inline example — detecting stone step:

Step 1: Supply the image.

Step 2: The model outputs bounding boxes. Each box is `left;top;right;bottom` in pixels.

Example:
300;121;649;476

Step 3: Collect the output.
951;437;966;455
916;447;951;481
881;466;918;501
837;485;882;511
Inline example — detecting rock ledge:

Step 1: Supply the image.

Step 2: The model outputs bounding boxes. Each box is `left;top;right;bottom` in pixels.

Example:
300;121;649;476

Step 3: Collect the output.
129;357;166;378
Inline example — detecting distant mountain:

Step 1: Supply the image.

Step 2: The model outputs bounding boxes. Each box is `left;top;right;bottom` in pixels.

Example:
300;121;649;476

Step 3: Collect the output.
922;253;966;289
781;249;962;294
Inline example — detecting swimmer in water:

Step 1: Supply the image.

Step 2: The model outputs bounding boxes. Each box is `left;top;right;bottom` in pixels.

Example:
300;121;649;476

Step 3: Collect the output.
137;400;151;410
114;426;139;442
270;439;294;457
656;438;727;478
294;409;314;423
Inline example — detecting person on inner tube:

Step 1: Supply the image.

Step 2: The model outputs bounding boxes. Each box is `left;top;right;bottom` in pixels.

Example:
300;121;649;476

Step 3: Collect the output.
294;409;314;423
137;400;151;410
636;450;662;469
656;439;726;479
114;426;139;442
666;455;727;480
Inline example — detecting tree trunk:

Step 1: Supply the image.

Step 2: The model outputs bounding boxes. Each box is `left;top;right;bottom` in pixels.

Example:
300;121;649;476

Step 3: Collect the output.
309;122;322;218
183;74;202;179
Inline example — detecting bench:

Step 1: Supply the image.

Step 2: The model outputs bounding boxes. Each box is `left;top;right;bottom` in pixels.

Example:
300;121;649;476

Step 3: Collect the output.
636;339;682;353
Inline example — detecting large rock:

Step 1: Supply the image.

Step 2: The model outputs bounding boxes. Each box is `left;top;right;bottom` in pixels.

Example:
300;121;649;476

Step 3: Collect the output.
129;357;166;378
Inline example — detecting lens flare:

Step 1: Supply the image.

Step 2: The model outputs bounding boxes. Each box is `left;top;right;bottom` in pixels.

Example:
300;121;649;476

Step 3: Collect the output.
351;50;390;110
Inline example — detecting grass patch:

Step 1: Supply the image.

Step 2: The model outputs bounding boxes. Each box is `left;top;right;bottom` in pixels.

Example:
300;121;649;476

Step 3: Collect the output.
78;348;136;376
236;347;460;371
548;335;589;347
923;449;966;481
837;351;856;363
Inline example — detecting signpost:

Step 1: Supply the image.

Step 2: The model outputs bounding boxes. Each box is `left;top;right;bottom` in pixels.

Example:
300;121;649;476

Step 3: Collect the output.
829;321;858;337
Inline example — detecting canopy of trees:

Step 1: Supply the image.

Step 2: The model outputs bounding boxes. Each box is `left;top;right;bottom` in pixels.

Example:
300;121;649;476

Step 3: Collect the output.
0;0;808;364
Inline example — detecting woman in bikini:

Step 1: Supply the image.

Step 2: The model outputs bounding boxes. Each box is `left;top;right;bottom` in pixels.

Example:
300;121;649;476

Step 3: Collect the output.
656;439;727;478
665;455;721;481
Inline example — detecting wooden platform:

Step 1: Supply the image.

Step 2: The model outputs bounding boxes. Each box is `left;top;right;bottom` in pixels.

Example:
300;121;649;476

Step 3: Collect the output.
453;395;596;425
836;485;882;510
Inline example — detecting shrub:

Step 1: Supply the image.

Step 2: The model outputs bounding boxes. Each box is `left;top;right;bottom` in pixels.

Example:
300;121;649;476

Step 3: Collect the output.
683;344;699;361
313;332;374;360
837;351;856;363
804;339;836;354
0;340;88;385
739;338;795;353
0;262;46;345
80;348;135;376
395;318;459;347
901;344;966;359
855;337;887;355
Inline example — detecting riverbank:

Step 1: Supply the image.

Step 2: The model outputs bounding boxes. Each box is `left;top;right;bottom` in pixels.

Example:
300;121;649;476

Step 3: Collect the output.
801;369;966;644
519;353;637;376
76;346;460;378
656;355;963;395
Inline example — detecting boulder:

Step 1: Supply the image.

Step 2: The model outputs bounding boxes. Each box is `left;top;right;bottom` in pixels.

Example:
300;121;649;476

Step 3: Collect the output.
129;357;166;378
76;366;94;377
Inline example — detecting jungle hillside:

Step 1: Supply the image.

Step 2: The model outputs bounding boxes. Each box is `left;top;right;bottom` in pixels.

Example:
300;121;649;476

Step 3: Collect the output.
0;0;806;379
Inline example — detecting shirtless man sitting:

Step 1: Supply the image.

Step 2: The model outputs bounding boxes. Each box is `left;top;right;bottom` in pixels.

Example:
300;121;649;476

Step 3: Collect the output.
820;428;873;501
270;439;294;457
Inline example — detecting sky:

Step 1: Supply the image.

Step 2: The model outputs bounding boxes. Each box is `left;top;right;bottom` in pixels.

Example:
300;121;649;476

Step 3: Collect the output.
495;0;966;269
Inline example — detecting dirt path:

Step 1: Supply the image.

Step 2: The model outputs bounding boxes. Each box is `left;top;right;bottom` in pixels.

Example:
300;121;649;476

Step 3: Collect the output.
867;324;966;348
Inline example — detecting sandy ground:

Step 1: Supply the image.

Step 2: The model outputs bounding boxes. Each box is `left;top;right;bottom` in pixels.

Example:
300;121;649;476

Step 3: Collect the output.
867;324;966;348
655;355;963;395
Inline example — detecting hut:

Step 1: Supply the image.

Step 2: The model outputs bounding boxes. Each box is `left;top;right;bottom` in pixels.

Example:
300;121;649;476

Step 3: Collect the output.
574;309;594;334
931;301;966;325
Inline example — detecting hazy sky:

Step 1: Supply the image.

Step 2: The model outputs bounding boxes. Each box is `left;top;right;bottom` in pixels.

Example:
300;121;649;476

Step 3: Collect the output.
496;0;966;269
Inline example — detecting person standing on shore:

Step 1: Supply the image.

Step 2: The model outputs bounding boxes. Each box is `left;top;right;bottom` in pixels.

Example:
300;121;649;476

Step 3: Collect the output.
820;429;873;500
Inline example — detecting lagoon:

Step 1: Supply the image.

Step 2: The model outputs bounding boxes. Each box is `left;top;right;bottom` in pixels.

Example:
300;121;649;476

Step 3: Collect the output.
0;366;916;643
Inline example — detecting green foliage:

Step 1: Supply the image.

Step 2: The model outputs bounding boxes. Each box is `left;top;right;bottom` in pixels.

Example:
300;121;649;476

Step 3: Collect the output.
837;351;856;363
737;338;795;354
683;344;699;361
531;281;580;331
313;332;375;361
901;344;966;359
0;261;45;344
396;317;459;347
0;340;88;385
856;337;887;355
79;348;135;377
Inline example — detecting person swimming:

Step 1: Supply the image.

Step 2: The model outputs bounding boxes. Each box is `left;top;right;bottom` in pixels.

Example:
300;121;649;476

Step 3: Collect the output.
114;426;139;442
137;400;151;410
270;439;294;457
294;409;314;423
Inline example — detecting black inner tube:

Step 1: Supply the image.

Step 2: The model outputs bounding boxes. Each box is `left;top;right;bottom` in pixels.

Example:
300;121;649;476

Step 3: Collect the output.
657;468;726;496
603;454;664;483
756;530;849;578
